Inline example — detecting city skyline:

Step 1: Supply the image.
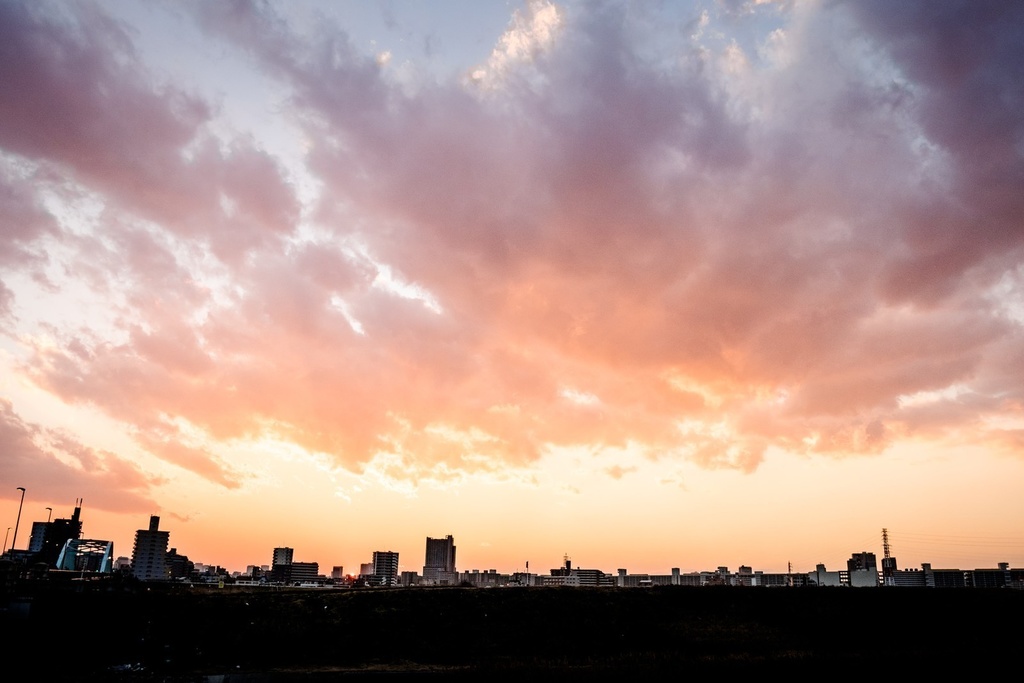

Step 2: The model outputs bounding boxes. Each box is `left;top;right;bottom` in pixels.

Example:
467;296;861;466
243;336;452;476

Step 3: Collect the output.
5;505;1022;591
3;497;1020;578
2;1;1024;576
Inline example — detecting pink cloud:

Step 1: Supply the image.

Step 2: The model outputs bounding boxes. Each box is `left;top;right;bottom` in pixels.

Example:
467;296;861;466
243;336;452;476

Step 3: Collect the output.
0;399;161;511
4;0;1024;486
604;464;638;480
0;168;56;265
0;1;299;264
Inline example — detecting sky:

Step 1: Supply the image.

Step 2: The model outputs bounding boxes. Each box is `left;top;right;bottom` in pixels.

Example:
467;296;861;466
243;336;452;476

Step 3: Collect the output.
1;0;1023;577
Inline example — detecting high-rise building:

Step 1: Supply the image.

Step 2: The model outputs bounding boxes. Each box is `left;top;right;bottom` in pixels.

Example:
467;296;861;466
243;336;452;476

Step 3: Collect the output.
425;535;456;572
36;500;83;567
372;550;400;586
847;552;877;573
272;547;294;567
423;535;457;584
847;551;879;587
28;521;48;554
131;515;169;581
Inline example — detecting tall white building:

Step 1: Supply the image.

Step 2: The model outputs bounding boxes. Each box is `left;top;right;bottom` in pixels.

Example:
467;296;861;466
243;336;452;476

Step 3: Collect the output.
131;515;169;581
372;550;399;586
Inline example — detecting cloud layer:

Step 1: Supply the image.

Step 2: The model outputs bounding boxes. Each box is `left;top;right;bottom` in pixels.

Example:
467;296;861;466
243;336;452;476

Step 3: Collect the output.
1;0;1022;496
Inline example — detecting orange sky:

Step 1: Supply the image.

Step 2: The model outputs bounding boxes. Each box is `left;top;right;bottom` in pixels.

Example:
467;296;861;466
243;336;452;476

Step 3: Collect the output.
1;0;1023;575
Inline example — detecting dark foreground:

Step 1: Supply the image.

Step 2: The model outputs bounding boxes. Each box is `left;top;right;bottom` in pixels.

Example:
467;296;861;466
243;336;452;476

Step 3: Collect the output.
4;582;1022;679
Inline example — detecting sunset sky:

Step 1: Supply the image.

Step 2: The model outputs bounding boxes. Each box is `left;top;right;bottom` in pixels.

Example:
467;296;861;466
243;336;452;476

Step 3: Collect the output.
2;0;1023;577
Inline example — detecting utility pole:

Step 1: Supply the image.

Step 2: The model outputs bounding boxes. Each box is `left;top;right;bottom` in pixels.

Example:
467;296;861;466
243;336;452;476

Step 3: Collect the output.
11;487;26;554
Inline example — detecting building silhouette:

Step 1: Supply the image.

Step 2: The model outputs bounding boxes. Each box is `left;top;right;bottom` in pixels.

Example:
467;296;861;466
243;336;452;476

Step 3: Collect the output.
268;547;321;584
167;547;194;580
539;556;617;587
423;535;457;585
272;547;294;567
289;561;320;584
35;500;84;567
271;560;319;584
847;552;877;573
847;551;879;587
28;521;48;554
372;550;400;586
131;515;169;581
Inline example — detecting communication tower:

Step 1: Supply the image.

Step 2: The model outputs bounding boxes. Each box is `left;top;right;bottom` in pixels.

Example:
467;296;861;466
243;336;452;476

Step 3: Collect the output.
881;528;898;586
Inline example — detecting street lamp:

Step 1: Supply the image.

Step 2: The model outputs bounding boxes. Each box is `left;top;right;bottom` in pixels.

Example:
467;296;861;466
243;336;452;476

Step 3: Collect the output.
45;507;52;523
3;527;9;553
11;487;25;554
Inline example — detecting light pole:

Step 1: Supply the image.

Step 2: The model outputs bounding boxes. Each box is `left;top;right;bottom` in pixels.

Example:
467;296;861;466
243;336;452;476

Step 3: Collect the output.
11;487;25;554
3;527;9;553
45;507;52;523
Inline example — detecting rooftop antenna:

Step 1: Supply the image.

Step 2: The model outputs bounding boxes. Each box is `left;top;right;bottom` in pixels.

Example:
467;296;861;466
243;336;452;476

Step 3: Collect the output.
882;528;891;559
